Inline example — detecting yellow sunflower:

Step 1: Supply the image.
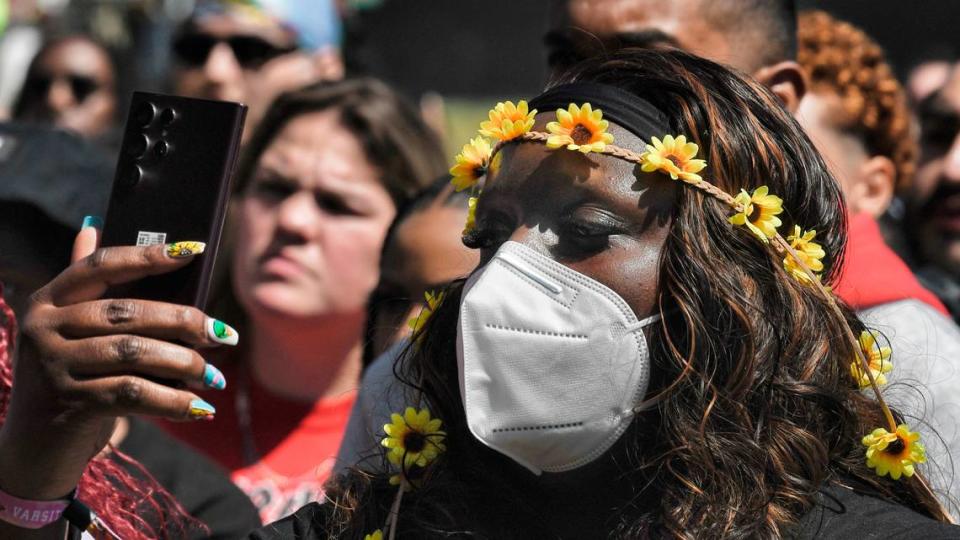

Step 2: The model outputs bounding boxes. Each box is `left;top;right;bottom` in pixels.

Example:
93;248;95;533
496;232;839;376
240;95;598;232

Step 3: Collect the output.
364;530;383;540
849;330;893;389
729;185;784;243
382;407;446;469
463;196;478;235
863;424;925;480
450;137;492;192
546;103;615;153
479;100;537;142
407;290;446;335
783;225;826;284
639;135;708;183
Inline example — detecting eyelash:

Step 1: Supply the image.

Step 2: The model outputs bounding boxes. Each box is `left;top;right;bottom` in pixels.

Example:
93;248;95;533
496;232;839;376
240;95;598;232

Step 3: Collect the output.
462;212;625;253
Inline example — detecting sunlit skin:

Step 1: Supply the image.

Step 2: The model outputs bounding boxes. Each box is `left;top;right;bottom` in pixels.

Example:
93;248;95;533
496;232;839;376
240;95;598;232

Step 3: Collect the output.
912;67;960;275
174;15;339;141
21;37;116;138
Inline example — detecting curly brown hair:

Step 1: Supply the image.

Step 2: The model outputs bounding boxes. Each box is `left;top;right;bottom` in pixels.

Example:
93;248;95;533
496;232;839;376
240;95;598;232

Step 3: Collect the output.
323;49;950;539
797;10;916;193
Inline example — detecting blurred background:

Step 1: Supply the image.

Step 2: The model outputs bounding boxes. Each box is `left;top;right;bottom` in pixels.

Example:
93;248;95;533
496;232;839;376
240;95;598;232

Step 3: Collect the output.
1;0;955;156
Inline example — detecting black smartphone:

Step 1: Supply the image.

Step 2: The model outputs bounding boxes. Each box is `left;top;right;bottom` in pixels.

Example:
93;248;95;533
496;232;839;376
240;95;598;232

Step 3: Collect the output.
100;92;247;309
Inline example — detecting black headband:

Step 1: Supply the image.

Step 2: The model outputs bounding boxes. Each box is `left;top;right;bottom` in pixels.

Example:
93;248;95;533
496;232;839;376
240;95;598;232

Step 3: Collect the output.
528;82;670;142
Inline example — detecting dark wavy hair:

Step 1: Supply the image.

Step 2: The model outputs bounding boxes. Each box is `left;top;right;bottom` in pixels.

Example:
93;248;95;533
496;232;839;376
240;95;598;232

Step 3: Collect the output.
323;49;949;538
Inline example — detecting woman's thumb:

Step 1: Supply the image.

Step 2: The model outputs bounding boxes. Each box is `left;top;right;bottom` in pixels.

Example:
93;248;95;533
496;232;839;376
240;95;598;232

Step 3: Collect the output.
72;216;103;263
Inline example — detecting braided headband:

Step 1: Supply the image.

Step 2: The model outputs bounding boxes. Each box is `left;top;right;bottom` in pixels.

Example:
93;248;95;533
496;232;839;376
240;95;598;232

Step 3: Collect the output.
361;83;933;539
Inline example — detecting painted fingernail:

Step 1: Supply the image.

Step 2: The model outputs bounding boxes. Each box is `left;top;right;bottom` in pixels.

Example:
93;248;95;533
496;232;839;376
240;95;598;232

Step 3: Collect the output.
166;241;206;258
81;215;103;229
203;363;227;390
189;399;216;419
206;318;239;346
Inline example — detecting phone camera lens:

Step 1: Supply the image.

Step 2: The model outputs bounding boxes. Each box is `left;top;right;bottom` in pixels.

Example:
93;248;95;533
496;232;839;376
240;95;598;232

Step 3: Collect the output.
126;134;149;158
159;108;176;126
133;102;156;127
155;140;169;157
120;164;142;187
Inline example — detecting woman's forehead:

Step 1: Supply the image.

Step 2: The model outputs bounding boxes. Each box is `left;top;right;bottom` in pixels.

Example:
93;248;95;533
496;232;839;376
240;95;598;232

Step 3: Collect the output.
486;122;657;200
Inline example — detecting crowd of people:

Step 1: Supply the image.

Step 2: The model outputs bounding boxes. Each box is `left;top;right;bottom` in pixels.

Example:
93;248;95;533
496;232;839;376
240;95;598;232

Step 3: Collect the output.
0;0;959;538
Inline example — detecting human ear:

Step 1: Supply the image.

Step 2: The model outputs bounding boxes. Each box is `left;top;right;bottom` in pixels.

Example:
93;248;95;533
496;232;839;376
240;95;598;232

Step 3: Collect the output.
849;155;895;217
753;61;807;113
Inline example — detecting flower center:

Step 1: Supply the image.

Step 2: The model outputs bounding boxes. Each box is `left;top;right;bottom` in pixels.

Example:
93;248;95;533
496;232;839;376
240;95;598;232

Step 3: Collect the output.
885;437;906;456
667;154;683;168
571;124;592;145
748;203;763;223
403;430;427;453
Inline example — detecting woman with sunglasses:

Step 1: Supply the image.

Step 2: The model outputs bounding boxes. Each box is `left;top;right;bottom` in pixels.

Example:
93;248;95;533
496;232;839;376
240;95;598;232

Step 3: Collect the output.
172;0;344;143
13;34;117;143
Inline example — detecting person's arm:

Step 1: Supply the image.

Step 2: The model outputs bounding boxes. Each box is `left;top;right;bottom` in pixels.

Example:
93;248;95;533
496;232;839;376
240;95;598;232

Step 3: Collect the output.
0;235;236;536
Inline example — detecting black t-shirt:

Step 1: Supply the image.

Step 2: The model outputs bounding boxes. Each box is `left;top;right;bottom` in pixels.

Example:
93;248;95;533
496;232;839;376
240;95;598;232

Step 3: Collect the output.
118;418;262;539
248;485;960;539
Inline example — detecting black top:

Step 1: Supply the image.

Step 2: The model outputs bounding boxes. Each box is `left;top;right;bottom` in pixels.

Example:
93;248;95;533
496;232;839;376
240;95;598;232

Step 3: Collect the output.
119;418;262;539
248;485;960;539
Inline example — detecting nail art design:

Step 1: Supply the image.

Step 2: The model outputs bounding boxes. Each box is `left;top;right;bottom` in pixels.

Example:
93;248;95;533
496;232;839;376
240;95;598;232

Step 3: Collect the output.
166;241;206;258
189;399;216;419
203;363;227;390
81;215;103;229
206;318;239;346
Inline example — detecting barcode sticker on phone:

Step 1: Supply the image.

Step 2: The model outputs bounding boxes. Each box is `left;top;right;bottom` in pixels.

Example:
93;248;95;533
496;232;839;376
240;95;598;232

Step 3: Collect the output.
136;231;167;246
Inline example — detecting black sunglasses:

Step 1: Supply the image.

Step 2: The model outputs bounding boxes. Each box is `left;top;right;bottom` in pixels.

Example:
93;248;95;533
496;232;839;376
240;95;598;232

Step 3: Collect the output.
29;73;101;104
172;32;297;69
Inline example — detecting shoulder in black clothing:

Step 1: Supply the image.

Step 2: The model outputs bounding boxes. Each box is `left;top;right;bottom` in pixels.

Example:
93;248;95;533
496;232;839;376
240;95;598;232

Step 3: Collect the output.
792;485;959;539
118;417;262;539
248;502;334;539
248;484;960;539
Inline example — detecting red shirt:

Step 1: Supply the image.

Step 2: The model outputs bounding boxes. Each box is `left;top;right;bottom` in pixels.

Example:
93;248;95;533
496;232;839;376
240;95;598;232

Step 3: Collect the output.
834;213;948;315
161;361;356;524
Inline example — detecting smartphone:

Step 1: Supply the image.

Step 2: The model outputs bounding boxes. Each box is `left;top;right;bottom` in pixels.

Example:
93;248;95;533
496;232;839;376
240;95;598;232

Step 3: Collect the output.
100;92;247;309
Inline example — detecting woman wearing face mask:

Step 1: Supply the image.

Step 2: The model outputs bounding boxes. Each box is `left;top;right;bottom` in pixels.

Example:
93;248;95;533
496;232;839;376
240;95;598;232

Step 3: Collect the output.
1;50;957;539
0;77;446;534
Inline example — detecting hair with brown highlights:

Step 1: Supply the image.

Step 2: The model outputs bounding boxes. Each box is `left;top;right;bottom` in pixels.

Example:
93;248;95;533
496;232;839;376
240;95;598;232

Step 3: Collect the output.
797;10;917;193
323;49;948;538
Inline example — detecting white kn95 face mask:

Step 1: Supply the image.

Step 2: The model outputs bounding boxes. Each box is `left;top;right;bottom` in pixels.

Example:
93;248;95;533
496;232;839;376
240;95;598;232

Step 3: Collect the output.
456;241;661;475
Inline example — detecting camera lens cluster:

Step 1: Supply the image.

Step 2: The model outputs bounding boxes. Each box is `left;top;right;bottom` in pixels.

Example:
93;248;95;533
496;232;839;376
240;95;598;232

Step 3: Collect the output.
121;101;177;187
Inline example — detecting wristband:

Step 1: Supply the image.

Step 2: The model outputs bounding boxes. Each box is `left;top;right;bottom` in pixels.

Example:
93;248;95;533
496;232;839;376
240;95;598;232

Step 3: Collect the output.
0;487;74;529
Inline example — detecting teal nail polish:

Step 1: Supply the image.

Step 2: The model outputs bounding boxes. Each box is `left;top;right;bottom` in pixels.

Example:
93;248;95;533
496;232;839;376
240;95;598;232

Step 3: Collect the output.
81;215;103;230
189;399;216;419
203;364;227;390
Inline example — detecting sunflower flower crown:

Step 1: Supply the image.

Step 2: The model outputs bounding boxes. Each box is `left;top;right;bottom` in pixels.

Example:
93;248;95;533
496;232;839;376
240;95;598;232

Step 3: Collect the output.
368;92;932;537
450;97;928;484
